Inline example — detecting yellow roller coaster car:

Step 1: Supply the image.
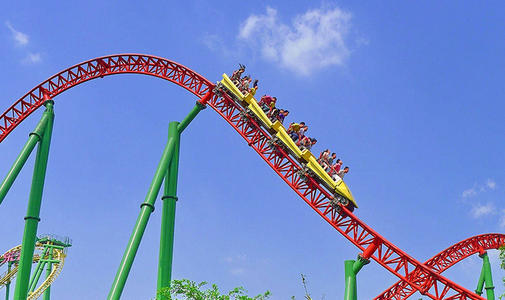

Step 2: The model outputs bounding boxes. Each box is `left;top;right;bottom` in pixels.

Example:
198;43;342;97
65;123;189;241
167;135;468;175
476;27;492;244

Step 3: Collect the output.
220;74;274;129
219;74;358;210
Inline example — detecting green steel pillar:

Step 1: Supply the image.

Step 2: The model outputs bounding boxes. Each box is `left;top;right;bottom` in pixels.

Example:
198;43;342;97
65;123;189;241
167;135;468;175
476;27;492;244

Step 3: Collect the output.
156;101;206;297
344;261;356;300
107;137;176;300
476;252;495;300
157;122;180;297
0;110;50;206
14;100;54;300
42;246;53;300
108;101;206;300
476;264;485;296
344;256;369;300
5;262;12;300
28;246;49;293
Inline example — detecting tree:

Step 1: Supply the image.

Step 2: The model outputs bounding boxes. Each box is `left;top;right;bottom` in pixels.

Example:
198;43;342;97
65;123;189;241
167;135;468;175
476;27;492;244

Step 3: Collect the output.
300;274;312;300
500;245;505;300
157;279;271;300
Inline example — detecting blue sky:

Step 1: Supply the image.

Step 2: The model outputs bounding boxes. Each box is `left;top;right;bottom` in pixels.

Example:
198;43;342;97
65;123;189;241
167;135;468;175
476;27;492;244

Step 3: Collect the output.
1;1;505;299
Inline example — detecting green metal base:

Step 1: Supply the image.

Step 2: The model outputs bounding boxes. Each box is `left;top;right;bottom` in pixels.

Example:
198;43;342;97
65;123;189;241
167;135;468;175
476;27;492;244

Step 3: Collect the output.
344;256;369;300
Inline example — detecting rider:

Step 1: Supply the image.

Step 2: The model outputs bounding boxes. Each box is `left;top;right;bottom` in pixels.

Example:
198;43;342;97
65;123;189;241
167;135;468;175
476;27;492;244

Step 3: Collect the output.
318;149;330;169
258;95;277;115
239;75;252;94
289;122;307;142
299;137;317;151
230;64;245;85
252;79;259;90
337;166;349;179
332;159;343;174
327;153;337;169
277;109;289;124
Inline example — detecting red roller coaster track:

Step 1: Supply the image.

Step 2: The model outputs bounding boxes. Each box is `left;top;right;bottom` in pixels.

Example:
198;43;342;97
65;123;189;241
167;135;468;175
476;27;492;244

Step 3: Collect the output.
0;54;497;300
376;233;505;299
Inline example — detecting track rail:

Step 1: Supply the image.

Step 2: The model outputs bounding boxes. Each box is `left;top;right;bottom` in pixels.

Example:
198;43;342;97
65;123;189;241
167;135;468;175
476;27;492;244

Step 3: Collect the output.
376;233;505;299
0;54;486;300
0;244;65;299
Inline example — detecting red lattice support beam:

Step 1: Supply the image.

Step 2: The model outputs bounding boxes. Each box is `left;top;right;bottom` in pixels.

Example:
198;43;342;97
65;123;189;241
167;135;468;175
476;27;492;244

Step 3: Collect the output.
376;233;505;299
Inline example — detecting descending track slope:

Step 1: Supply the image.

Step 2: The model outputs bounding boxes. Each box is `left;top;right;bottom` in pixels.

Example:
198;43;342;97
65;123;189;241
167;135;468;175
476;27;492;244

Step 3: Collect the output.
376;233;505;299
0;54;486;300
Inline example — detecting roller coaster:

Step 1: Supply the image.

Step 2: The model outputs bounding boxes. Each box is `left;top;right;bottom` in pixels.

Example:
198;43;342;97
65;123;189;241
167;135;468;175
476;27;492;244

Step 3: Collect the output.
0;54;503;299
0;236;70;300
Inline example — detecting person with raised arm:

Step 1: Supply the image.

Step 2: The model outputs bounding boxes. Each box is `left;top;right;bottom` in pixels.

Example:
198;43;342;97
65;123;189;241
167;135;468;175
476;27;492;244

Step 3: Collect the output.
230;64;245;85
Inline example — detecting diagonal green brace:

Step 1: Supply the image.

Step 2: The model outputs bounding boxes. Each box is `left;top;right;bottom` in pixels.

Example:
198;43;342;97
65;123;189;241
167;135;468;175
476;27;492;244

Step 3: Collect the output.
43;245;54;300
475;252;495;300
0;107;51;207
108;101;206;300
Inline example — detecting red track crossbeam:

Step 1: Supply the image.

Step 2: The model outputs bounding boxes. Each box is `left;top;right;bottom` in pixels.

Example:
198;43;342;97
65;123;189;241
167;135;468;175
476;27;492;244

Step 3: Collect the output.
0;54;487;300
376;234;505;299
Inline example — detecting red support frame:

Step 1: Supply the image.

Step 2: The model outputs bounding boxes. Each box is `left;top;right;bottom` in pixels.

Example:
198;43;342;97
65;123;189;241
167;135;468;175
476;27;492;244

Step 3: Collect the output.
376;233;505;299
0;54;488;300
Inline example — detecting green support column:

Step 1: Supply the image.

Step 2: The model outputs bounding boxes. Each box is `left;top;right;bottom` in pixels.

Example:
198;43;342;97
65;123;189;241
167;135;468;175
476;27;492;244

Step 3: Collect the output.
344;256;369;300
475;252;495;300
14;100;55;300
108;101;206;300
107;137;177;300
28;246;49;293
157;122;180;297
43;246;54;300
476;264;485;296
5;262;12;300
29;261;46;293
0;110;51;206
156;101;205;296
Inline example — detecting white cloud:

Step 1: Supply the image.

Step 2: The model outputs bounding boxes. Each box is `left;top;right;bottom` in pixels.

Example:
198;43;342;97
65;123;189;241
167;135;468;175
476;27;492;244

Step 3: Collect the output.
355;36;370;47
471;203;495;218
500;210;505;228
223;254;246;263
23;52;41;64
238;6;352;76
5;21;42;64
230;268;245;275
462;188;477;198
202;34;223;52
223;254;247;276
486;179;496;190
23;52;42;64
462;179;497;198
5;21;29;46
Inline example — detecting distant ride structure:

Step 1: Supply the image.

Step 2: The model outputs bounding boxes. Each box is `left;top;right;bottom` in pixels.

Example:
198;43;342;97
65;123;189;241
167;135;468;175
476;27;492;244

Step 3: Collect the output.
0;235;71;300
0;54;502;299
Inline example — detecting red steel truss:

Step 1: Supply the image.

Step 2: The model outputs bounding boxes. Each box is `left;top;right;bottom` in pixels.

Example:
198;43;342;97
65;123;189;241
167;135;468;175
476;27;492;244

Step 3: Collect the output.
0;54;487;300
376;233;505;300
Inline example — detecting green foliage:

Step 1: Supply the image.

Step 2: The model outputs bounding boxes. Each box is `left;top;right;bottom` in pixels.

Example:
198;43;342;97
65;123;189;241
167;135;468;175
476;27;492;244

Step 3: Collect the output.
157;279;271;300
500;246;505;300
